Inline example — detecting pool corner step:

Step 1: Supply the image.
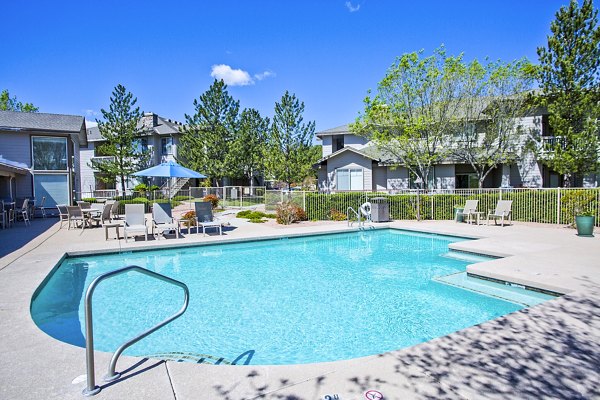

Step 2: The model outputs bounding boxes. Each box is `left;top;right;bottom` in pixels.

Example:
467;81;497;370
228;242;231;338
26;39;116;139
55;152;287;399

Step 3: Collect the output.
433;272;556;307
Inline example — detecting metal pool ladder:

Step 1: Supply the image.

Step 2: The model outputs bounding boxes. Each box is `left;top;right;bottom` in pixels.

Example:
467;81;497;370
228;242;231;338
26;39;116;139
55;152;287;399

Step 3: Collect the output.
347;206;363;227
82;265;190;397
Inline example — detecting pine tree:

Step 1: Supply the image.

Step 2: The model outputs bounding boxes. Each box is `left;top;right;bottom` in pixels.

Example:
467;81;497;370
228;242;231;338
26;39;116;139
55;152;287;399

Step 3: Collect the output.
180;80;240;186
95;84;146;192
266;91;317;190
537;0;600;186
227;108;270;188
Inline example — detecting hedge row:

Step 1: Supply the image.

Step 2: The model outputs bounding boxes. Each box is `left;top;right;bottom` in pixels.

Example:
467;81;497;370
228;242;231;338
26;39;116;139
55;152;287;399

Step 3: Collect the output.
304;189;600;225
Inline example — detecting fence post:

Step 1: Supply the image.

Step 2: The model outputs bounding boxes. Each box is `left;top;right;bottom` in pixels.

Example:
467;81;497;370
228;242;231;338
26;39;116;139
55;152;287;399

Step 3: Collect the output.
303;191;306;210
431;194;434;220
557;187;561;225
499;188;503;200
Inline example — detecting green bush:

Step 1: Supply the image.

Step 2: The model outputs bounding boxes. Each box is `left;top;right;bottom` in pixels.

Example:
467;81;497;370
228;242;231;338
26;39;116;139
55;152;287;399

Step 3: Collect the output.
248;218;266;223
134;183;148;192
81;197;97;203
236;210;275;220
173;195;192;201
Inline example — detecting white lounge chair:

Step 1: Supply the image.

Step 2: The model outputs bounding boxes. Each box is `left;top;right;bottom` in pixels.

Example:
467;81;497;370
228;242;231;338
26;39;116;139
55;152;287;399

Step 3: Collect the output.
194;201;222;236
124;204;148;242
66;206;85;230
487;200;513;226
152;203;179;239
457;200;480;224
57;204;69;228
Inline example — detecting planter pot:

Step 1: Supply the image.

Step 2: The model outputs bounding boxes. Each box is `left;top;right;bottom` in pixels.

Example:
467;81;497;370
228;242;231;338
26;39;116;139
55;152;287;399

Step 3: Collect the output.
575;215;595;237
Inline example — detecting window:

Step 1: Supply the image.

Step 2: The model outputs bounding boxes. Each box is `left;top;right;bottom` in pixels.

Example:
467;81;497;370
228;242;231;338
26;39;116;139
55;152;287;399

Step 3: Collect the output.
161;137;173;155
32;136;68;171
456;173;479;189
333;135;344;152
34;174;69;207
336;168;363;190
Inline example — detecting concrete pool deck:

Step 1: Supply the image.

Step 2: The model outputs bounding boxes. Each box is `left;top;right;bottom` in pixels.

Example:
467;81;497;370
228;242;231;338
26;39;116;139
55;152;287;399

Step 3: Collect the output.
0;217;598;399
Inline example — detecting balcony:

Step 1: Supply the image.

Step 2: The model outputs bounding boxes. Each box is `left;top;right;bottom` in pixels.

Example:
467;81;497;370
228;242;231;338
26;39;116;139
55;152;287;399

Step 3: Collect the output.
90;156;115;170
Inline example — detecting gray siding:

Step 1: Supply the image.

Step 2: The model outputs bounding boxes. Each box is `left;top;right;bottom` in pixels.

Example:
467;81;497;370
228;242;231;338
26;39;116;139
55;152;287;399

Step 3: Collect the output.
0;131;32;198
321;136;332;157
434;164;455;190
386;167;409;190
326;151;372;191
372;165;387;191
343;134;369;150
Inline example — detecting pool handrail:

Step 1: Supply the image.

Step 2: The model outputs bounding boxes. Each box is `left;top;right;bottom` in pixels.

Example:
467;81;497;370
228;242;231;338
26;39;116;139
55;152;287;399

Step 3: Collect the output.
347;206;362;227
82;265;190;397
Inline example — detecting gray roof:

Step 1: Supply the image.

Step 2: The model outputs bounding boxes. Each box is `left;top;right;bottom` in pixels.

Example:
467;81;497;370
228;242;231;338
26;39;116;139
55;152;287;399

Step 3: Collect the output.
0;110;85;133
88;113;183;142
315;124;351;138
315;146;381;165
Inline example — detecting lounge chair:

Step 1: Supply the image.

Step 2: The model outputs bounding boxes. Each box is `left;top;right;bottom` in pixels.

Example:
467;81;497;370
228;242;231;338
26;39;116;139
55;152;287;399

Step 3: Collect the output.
77;201;91;210
67;206;86;230
90;203;112;227
487;200;513;226
456;200;480;224
124;204;148;242
152;203;180;239
57;204;69;228
194;201;222;236
109;200;120;220
35;196;46;218
15;198;30;226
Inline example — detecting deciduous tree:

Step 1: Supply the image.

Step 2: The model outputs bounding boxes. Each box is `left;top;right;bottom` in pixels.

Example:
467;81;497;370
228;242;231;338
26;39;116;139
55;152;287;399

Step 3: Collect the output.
0;89;38;112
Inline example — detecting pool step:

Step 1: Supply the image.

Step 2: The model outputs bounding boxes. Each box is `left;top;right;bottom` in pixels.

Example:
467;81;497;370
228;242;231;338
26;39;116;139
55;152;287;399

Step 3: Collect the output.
440;250;495;264
433;272;556;307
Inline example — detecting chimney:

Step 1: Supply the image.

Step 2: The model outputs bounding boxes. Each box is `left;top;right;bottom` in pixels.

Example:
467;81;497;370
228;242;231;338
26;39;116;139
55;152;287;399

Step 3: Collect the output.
142;112;158;129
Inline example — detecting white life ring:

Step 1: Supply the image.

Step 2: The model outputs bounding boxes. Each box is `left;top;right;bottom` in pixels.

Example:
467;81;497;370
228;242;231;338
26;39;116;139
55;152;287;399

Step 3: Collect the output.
360;202;372;217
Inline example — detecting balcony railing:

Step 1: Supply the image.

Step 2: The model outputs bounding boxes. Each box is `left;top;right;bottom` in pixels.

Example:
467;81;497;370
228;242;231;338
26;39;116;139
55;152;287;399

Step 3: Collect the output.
90;156;116;170
540;136;566;152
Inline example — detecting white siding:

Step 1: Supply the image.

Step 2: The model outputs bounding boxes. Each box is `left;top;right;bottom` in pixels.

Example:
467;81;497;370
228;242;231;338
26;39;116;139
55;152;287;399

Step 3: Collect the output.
79;143;96;193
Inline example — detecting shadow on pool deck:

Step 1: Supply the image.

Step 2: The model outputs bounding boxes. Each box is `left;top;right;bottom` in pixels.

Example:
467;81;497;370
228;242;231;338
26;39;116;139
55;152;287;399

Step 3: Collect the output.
196;280;600;399
0;217;59;258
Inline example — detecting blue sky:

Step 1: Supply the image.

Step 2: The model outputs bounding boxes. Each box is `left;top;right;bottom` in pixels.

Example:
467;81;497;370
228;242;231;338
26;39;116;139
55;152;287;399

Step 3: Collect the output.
1;1;572;132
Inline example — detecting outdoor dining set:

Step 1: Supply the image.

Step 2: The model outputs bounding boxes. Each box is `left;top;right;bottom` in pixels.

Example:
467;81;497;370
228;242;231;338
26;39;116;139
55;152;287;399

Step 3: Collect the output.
0;196;47;229
57;200;224;241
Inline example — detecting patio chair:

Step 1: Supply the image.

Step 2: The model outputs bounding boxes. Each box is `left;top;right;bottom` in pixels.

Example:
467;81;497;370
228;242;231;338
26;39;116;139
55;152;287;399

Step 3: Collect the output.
109;200;121;220
57;204;69;228
77;201;91;210
66;206;86;230
34;196;46;218
124;204;148;242
456;200;480;224
194;201;222;236
90;203;112;227
15;198;30;226
487;200;513;227
152;203;180;239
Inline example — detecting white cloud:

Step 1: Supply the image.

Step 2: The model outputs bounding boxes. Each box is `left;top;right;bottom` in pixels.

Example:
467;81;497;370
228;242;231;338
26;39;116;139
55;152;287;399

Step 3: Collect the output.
83;109;100;118
254;70;276;81
210;64;254;86
345;1;360;12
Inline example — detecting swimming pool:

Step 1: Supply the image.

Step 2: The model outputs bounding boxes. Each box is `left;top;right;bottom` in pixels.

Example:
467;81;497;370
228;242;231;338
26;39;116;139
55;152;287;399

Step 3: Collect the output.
31;229;553;365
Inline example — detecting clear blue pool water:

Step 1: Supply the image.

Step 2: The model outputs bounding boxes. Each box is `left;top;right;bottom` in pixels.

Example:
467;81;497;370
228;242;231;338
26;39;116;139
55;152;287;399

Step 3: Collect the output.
32;229;541;365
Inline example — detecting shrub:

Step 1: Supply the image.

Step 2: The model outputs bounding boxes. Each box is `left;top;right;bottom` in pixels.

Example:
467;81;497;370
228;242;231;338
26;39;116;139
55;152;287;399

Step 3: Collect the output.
276;201;307;225
203;194;219;209
81;197;97;203
329;209;346;221
248;218;266;223
180;210;197;226
134;183;148;192
237;210;276;220
173;195;193;201
149;185;160;191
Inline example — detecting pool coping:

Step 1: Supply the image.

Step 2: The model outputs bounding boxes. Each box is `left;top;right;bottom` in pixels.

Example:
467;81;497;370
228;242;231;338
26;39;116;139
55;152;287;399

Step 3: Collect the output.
1;220;599;399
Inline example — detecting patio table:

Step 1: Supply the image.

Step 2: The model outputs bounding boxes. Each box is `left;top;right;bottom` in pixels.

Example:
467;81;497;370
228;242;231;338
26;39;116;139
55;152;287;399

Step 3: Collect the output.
80;208;101;228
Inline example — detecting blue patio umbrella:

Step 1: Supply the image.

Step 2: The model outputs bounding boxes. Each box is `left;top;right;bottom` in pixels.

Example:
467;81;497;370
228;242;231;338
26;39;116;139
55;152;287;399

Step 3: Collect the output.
133;161;206;197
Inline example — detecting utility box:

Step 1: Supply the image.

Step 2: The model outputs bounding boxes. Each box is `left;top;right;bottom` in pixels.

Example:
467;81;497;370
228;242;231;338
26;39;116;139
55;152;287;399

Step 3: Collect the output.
370;197;390;222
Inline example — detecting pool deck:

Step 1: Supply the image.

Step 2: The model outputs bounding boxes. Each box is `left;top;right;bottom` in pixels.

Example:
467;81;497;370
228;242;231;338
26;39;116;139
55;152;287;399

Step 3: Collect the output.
0;217;599;399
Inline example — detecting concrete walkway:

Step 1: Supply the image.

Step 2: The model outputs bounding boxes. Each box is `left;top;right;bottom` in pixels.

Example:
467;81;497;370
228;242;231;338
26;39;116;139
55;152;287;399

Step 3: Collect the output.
0;217;598;399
